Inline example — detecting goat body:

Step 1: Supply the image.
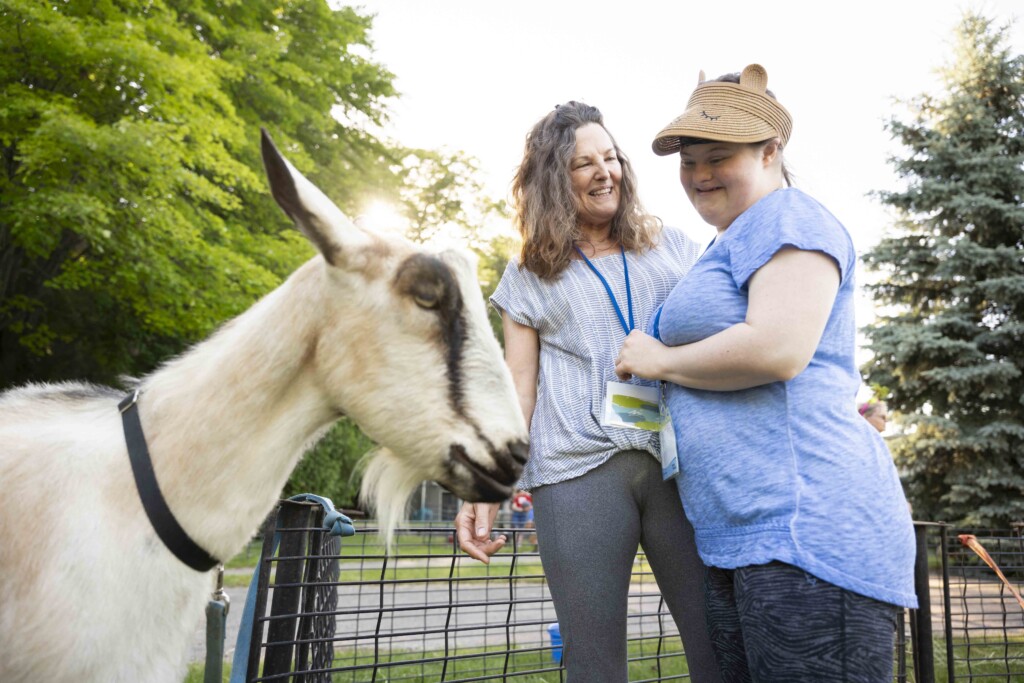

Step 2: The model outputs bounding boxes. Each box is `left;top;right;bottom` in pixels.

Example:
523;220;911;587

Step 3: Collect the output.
0;131;528;682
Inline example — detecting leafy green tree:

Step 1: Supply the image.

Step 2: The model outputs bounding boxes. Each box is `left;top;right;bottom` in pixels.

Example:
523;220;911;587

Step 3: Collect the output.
0;0;397;388
0;0;516;512
861;12;1024;526
476;233;518;344
394;149;506;248
396;148;517;340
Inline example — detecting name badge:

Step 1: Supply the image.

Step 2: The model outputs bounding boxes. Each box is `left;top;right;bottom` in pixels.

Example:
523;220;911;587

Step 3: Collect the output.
659;384;679;480
602;381;661;432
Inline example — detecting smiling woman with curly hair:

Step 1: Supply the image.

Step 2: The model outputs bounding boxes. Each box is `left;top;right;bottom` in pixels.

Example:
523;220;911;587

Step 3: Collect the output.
454;101;721;683
511;101;663;280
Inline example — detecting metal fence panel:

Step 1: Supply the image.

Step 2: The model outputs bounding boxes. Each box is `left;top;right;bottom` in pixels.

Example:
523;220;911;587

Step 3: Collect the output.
239;504;1024;682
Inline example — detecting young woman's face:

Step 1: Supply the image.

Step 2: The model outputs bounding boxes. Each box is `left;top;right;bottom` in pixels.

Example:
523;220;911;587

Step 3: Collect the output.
678;141;779;232
570;123;622;231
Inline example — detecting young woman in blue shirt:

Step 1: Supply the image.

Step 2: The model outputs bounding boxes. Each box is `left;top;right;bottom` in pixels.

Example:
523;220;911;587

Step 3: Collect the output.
616;64;917;682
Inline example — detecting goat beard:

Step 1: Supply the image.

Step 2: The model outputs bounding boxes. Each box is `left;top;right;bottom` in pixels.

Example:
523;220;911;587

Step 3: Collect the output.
359;447;426;552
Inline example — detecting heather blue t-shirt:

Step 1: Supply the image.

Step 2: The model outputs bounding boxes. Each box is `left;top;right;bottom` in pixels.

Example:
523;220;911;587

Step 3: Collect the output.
653;188;918;608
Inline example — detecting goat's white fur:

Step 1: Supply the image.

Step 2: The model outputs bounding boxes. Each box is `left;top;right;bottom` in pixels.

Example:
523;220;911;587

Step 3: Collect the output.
0;132;527;682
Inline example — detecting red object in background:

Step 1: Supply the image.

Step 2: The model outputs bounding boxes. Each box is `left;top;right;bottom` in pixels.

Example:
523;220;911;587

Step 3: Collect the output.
511;491;533;512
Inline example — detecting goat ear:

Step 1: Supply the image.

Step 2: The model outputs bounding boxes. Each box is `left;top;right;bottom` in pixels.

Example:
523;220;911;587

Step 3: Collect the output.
260;128;371;266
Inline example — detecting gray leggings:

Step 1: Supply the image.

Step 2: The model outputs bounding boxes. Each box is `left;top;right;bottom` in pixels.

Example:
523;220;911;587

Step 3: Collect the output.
532;450;721;683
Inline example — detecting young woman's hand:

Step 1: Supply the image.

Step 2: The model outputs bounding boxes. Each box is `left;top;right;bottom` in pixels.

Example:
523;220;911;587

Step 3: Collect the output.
617;248;840;391
615;330;668;381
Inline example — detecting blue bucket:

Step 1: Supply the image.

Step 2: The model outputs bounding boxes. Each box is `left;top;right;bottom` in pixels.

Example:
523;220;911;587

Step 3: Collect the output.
547;622;562;663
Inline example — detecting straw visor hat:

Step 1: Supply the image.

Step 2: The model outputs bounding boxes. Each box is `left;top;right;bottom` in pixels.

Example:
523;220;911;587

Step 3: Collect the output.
652;64;793;156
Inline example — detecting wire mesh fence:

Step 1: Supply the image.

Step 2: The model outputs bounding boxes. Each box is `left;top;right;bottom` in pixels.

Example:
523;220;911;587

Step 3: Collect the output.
889;522;1024;683
932;524;1024;681
235;500;1024;682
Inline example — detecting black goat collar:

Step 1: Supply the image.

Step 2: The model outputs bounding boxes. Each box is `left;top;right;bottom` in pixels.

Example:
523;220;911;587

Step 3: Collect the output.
119;390;219;572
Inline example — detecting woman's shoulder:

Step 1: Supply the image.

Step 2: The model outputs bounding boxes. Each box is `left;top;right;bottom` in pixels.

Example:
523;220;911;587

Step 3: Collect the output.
497;254;561;292
500;255;532;281
730;188;849;245
728;188;857;281
651;224;701;258
659;223;693;242
757;188;845;230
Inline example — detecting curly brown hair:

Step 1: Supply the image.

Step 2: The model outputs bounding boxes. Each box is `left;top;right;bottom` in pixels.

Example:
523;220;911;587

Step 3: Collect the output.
511;101;661;280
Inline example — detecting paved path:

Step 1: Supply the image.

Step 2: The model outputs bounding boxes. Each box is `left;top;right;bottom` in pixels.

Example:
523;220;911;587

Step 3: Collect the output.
190;571;1024;666
189;568;654;664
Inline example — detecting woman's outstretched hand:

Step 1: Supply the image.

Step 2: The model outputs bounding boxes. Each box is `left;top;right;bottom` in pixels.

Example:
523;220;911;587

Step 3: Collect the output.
455;501;505;564
615;330;665;381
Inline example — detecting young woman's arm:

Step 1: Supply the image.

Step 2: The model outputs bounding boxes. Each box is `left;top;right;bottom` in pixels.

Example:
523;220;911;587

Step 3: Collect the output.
616;247;839;390
456;312;539;562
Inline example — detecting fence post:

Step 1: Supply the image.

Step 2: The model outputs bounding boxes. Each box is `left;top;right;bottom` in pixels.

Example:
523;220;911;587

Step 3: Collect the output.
294;521;340;681
262;500;315;678
912;522;936;683
939;526;954;683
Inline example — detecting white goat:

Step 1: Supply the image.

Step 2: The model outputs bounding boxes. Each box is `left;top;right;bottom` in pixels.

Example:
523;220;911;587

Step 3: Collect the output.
0;131;528;683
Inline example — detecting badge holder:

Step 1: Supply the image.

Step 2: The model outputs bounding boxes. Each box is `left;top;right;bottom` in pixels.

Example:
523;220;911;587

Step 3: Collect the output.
658;383;679;480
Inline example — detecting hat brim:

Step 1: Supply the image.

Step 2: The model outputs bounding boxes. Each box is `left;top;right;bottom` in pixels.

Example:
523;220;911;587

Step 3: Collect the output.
651;78;792;156
652;106;781;156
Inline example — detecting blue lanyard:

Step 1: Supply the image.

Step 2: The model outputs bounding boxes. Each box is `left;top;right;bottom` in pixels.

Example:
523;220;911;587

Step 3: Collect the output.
574;244;634;336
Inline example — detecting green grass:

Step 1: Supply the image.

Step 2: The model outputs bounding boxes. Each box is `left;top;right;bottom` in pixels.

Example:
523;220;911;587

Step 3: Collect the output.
185;639;687;682
328;642;688;682
221;556;548;588
932;637;1024;683
220;547;660;589
183;660;230;682
221;528;550;588
224;530;485;569
225;540;263;569
223;571;257;588
186;635;1024;682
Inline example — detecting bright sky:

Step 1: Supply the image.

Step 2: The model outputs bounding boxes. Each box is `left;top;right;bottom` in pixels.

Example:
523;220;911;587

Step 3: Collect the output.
345;0;1022;378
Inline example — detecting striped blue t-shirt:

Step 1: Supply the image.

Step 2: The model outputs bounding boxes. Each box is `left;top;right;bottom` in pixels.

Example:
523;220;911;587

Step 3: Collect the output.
491;226;700;490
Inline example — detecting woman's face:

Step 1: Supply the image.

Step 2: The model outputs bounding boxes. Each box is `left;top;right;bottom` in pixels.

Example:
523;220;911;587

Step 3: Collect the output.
866;404;888;433
678;141;780;232
570;123;622;231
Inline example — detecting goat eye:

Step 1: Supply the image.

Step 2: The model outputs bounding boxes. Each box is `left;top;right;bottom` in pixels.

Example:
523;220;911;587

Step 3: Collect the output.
413;293;440;310
394;254;449;312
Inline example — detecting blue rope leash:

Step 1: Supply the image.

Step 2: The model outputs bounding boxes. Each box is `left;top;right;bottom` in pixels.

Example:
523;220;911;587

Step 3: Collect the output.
226;494;355;683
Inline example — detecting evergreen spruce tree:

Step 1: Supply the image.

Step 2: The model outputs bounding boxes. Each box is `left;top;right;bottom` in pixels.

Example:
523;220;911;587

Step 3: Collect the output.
862;12;1024;526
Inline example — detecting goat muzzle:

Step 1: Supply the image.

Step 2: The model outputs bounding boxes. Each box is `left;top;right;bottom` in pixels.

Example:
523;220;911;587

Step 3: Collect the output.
444;440;527;502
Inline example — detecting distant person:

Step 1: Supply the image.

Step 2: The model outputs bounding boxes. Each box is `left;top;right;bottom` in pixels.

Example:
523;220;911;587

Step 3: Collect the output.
454;101;720;682
617;64;917;682
860;400;889;433
509;489;536;546
509;488;533;526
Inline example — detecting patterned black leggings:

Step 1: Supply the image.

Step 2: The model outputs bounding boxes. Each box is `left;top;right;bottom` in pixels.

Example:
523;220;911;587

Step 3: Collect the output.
705;561;899;683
